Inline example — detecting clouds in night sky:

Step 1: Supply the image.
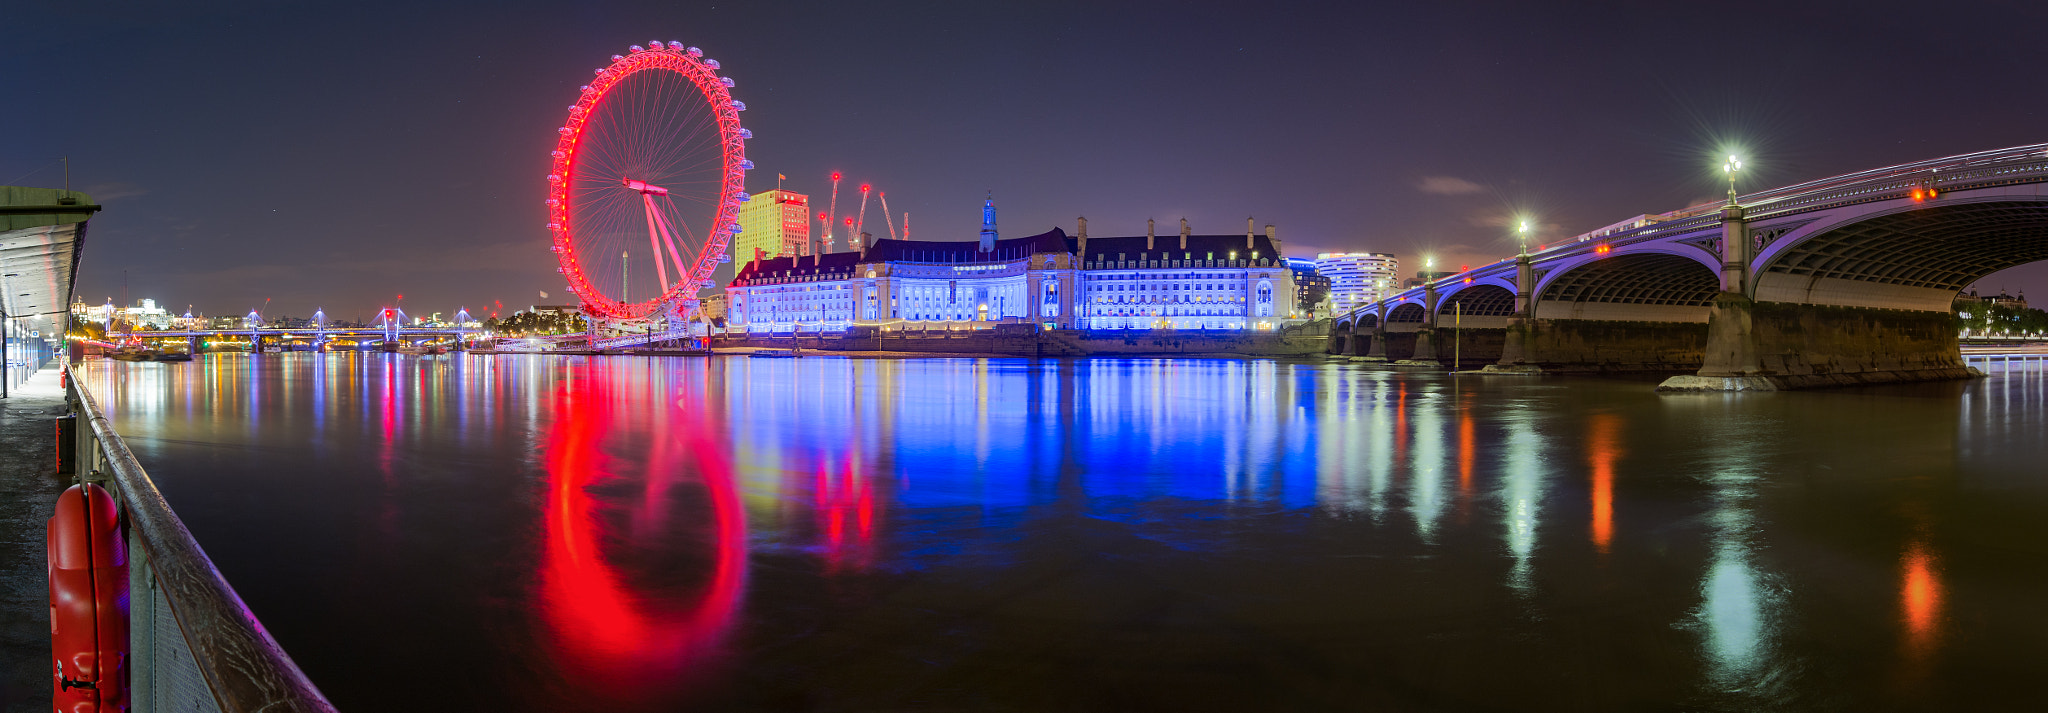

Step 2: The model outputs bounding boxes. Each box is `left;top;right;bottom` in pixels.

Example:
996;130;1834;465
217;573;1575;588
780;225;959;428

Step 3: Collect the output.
8;0;2048;316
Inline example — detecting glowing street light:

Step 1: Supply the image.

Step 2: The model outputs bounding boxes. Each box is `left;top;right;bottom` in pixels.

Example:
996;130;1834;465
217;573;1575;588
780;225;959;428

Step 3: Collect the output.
1724;154;1743;205
1516;219;1532;255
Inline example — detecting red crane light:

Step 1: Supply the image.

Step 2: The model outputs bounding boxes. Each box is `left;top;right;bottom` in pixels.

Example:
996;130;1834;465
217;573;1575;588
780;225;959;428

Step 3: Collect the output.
830;172;842;181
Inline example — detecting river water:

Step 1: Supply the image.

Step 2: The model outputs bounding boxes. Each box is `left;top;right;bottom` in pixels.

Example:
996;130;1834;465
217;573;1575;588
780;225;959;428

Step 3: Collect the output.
78;353;2048;711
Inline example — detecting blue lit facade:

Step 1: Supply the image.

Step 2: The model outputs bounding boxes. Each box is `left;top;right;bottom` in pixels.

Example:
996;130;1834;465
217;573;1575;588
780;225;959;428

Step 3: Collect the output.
725;201;1297;332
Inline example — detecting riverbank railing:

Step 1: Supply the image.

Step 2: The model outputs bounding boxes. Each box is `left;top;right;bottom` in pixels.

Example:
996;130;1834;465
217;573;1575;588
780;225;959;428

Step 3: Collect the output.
1963;352;2048;373
65;367;336;712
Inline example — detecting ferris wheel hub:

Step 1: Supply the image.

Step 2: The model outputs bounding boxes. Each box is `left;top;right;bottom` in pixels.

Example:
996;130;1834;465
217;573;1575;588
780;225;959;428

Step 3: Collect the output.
622;178;669;196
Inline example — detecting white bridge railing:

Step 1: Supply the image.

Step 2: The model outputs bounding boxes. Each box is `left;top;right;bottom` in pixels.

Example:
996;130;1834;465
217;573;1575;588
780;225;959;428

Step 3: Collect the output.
1963;352;2048;373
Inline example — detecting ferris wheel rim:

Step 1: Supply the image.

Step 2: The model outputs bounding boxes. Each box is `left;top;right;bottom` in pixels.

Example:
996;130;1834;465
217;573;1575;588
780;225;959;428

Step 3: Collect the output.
545;42;747;321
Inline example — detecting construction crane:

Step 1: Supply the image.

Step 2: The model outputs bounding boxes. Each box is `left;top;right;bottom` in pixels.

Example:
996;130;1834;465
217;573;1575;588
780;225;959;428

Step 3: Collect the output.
824;172;842;254
879;192;899;240
854;184;872;250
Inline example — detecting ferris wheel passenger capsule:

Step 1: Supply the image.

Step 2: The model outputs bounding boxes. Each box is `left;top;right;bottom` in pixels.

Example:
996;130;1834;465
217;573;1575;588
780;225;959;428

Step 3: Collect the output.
737;128;752;139
547;174;562;182
649;40;664;49
629;45;644;53
738;159;755;170
668;41;685;50
731;100;746;111
611;55;623;61
703;59;720;69
735;192;751;202
686;46;703;57
721;77;735;87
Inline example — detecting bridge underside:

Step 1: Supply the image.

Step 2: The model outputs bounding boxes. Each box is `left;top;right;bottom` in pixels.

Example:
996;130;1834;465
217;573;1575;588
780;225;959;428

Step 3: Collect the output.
1498;254;1719;373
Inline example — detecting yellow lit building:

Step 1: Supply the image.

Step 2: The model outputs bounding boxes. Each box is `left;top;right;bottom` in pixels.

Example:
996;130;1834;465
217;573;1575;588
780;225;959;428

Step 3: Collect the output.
733;189;812;260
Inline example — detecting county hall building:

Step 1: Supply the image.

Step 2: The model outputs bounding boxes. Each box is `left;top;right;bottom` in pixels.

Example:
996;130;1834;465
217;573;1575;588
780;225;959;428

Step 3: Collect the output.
725;198;1300;332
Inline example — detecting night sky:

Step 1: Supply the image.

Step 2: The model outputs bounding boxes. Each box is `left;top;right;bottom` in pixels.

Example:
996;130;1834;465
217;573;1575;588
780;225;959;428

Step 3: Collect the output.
9;0;2048;321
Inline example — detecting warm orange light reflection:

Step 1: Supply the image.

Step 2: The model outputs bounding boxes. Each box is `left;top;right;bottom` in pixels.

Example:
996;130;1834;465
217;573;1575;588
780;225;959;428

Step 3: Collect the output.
1901;540;1942;653
1456;405;1475;523
1588;413;1619;553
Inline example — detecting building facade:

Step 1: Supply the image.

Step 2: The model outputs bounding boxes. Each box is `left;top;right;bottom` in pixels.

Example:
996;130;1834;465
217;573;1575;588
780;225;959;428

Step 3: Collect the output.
1287;258;1332;318
1314;252;1399;315
733;189;813;259
726;202;1299;332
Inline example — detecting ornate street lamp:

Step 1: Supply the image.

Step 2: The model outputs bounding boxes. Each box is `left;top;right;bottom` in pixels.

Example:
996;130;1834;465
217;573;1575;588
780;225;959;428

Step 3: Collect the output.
1725;154;1743;205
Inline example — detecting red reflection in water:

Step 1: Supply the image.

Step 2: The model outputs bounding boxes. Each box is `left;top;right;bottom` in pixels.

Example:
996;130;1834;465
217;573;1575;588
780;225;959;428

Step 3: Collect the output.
1901;540;1942;655
1587;413;1619;554
817;454;878;573
539;369;747;699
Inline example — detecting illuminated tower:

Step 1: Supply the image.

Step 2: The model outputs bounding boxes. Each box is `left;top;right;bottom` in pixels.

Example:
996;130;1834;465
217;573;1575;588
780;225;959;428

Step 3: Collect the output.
978;193;998;252
734;189;812;259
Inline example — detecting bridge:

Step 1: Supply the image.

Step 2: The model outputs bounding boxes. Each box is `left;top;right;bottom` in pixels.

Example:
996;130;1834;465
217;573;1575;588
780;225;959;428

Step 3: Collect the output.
119;310;476;351
1331;143;2048;390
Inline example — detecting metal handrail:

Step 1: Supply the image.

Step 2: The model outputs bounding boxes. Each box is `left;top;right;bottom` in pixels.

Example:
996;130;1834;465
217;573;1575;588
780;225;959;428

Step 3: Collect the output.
67;368;336;712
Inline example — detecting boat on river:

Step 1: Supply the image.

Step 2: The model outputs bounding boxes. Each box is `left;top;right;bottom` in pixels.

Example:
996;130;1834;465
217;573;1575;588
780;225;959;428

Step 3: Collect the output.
750;349;800;358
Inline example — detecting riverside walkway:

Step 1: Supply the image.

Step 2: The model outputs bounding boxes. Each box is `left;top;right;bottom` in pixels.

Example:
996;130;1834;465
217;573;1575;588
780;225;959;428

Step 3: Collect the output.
0;366;69;711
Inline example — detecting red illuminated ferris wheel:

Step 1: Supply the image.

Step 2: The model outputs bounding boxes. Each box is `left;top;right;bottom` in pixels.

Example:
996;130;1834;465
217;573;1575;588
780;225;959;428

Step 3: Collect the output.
546;41;752;321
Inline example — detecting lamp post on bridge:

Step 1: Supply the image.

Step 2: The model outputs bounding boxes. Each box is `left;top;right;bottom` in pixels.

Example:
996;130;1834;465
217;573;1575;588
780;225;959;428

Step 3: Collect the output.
1403;256;1444;367
1725;154;1743;206
1488;218;1541;373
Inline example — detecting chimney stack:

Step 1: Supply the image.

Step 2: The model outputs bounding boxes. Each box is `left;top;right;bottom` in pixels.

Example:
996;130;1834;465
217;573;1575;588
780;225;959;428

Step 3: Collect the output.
1146;218;1155;251
1179;218;1189;250
1246;216;1255;249
1077;216;1089;259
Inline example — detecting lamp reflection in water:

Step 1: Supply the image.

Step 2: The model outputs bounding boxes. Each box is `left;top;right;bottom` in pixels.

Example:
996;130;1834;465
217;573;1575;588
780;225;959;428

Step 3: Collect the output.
1678;398;1782;696
1500;417;1544;594
539;362;747;700
1900;539;1943;661
1587;412;1619;554
1408;396;1445;542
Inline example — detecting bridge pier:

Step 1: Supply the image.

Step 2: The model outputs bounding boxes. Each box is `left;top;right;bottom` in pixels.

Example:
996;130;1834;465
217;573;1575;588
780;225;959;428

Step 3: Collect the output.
1484;254;1542;375
1658;300;1969;391
1396;283;1442;367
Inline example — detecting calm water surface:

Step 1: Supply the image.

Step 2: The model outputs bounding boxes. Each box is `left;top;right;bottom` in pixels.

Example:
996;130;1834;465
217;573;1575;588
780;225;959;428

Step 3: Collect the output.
81;354;2048;711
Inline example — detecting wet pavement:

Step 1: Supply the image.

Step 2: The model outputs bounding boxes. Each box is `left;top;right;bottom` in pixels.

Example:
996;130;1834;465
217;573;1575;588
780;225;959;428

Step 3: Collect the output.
0;366;69;713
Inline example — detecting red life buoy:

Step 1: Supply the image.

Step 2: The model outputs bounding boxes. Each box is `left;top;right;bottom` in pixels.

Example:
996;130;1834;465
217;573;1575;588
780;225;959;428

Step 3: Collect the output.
47;483;129;712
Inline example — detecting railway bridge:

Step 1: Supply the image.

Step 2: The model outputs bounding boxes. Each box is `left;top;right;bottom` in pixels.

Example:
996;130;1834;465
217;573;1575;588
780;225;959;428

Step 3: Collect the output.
1332;143;2048;390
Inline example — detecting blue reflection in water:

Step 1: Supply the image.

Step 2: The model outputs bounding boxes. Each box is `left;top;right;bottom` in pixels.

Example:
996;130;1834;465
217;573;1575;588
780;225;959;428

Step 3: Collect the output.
82;355;2043;711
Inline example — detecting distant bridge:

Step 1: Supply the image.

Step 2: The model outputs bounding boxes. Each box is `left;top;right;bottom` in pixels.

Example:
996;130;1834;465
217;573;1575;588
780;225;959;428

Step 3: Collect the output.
1332;143;2048;390
121;325;474;350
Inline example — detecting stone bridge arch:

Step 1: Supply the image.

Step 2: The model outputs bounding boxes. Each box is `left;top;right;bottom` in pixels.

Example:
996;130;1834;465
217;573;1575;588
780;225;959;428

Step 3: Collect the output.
1434;281;1517;328
1752;192;2048;311
1330;319;1355;355
1533;249;1722;322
